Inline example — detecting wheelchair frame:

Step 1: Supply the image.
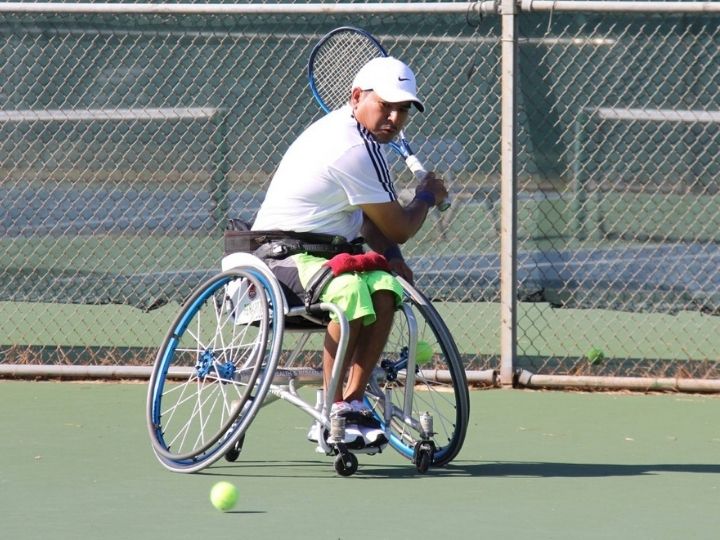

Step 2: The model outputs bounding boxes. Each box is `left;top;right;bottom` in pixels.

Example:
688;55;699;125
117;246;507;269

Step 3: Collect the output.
146;253;469;476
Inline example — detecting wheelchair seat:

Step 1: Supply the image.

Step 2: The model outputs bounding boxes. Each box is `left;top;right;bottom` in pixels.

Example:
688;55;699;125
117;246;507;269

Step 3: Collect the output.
221;251;331;330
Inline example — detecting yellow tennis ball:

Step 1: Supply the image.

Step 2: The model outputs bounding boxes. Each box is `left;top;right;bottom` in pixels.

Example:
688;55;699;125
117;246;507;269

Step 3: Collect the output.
210;481;238;512
587;346;605;365
416;340;433;364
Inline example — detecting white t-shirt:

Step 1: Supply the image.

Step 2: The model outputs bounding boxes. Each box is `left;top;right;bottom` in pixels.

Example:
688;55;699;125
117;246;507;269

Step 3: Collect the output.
252;105;397;241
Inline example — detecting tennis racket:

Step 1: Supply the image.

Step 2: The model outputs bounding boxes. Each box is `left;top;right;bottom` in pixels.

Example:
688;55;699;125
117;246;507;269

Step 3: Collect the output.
307;26;450;211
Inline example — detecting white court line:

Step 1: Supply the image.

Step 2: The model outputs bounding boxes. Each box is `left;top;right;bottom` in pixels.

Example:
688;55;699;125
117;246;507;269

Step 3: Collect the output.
519;249;720;270
419;245;720;275
0;107;218;123
6;211;210;236
594;108;720;123
521;249;720;273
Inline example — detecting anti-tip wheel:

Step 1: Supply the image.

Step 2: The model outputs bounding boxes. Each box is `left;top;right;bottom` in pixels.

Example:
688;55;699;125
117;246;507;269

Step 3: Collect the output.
224;435;245;463
414;441;435;474
334;452;358;477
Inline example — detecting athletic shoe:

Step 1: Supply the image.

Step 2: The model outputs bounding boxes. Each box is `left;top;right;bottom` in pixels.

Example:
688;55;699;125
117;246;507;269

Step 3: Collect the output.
349;401;387;447
349;399;371;414
306;401;359;444
307;421;387;449
349;399;382;429
306;419;363;446
330;401;353;418
358;424;388;448
306;422;325;443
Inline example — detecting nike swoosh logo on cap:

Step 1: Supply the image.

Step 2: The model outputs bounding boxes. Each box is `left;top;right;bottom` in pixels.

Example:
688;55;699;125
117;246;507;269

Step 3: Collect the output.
398;77;410;81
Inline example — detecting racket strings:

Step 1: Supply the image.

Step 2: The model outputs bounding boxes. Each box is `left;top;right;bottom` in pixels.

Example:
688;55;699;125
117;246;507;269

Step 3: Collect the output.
311;31;383;111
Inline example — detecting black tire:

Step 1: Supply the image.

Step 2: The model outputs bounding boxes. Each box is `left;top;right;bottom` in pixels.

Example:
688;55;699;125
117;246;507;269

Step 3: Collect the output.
366;277;470;467
415;444;433;474
224;435;245;462
334;453;359;477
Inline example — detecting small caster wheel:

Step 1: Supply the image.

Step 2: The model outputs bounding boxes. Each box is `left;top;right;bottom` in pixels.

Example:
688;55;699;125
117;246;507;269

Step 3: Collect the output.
334;452;358;477
416;448;432;473
225;435;245;462
414;441;435;474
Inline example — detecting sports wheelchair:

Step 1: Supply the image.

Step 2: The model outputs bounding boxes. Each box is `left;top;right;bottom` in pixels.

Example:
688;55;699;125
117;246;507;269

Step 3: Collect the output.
146;251;470;476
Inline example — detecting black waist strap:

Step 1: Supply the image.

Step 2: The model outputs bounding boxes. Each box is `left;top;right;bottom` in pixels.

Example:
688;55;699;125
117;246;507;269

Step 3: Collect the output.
253;239;363;260
224;226;364;259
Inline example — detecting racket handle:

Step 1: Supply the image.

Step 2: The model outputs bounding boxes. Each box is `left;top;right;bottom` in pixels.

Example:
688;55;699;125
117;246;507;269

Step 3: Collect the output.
405;155;451;212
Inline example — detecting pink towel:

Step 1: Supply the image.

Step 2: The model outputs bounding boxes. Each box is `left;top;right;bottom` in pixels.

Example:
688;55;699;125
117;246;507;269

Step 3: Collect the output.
324;252;390;276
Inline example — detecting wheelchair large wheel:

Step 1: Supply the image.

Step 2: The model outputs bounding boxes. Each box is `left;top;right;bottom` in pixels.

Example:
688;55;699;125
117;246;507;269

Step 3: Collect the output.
146;266;285;473
366;277;469;468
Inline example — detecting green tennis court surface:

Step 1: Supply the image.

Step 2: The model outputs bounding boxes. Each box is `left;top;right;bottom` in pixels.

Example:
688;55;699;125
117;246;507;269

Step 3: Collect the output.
1;382;718;539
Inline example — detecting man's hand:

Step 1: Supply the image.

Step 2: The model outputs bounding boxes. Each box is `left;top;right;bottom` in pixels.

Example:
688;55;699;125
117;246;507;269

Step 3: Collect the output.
388;256;414;284
415;172;448;208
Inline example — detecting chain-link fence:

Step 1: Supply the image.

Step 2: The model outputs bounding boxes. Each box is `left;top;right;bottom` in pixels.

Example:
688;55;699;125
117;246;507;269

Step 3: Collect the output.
1;1;719;388
514;8;720;385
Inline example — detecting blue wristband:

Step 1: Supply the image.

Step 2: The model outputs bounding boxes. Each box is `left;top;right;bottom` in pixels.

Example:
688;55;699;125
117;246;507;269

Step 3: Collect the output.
414;190;436;207
384;245;403;261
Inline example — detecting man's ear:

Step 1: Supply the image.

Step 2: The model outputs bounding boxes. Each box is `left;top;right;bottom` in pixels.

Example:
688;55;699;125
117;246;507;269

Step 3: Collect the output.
350;87;364;107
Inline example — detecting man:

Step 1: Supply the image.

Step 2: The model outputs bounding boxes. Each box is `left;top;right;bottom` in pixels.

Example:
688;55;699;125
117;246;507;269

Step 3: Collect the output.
252;56;448;447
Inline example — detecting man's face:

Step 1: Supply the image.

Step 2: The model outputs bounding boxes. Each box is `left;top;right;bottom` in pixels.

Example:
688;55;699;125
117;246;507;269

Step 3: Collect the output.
351;89;412;144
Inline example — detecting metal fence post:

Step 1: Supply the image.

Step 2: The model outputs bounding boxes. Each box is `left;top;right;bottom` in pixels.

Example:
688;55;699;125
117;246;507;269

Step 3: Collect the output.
499;0;518;386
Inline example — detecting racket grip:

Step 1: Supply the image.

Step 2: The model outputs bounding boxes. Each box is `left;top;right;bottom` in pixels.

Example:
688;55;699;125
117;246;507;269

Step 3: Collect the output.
405;155;451;212
405;154;428;178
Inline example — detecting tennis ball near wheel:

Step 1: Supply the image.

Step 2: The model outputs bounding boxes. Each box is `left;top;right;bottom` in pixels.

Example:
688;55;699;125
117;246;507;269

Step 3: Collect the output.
210;481;238;512
587;346;605;365
415;340;434;364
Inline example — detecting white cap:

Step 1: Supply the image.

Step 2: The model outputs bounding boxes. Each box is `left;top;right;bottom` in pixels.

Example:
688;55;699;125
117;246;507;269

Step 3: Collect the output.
352;56;425;113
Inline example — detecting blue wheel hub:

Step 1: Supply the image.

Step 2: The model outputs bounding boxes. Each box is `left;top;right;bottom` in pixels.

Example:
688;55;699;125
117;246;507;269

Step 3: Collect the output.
195;349;215;378
195;349;236;380
380;346;409;381
217;361;236;380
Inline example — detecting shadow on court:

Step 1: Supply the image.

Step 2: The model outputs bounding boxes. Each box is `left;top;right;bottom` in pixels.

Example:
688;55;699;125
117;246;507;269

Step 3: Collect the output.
460;461;720;478
199;459;720;479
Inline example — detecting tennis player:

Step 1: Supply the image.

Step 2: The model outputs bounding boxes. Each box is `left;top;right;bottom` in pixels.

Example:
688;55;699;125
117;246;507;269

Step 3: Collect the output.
252;56;448;448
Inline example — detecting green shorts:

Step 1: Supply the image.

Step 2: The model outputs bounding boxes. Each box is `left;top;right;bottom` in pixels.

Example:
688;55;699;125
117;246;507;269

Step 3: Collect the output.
293;253;403;325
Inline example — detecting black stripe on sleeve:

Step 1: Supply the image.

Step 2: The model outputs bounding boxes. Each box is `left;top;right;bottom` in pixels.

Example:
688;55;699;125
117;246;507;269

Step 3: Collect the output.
356;123;396;201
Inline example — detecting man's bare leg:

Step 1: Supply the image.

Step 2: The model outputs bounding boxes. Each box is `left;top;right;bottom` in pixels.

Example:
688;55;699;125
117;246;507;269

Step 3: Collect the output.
343;290;396;403
322;319;362;403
